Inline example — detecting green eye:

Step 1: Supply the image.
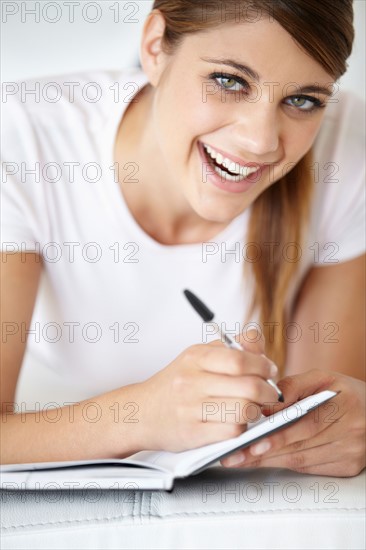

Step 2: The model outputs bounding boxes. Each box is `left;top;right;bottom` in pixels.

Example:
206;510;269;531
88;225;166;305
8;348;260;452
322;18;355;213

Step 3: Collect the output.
291;97;307;107
209;72;249;94
285;95;324;112
221;78;237;89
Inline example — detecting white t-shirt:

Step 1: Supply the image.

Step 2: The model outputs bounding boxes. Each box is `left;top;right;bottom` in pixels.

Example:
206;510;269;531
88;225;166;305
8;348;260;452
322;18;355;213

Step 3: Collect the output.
1;69;365;405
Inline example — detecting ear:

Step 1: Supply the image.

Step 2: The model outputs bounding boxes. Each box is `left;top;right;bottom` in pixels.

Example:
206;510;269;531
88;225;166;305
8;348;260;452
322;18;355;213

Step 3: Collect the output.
139;9;170;87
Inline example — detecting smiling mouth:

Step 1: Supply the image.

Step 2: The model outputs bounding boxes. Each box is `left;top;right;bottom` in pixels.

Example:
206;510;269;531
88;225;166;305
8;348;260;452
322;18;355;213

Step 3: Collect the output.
202;143;261;182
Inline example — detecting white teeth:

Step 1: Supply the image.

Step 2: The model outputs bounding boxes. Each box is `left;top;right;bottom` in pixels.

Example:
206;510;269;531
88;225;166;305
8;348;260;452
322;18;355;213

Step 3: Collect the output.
212;164;245;182
228;161;238;173
203;144;260;179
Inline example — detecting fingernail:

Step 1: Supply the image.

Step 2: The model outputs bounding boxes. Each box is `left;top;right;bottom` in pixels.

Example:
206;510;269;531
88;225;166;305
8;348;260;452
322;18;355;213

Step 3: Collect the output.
250;440;271;456
223;452;246;467
269;362;278;378
261;354;278;378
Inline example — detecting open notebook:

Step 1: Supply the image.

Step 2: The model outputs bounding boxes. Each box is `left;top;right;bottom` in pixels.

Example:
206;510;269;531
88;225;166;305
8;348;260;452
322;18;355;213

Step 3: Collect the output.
1;390;336;491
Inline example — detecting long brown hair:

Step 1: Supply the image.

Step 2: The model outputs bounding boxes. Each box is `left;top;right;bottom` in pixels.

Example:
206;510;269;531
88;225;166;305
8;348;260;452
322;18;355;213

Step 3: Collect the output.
152;0;354;369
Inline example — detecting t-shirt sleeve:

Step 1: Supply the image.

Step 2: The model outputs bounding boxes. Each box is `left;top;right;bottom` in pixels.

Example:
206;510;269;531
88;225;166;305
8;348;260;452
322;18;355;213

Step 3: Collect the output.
1;94;50;253
310;91;365;265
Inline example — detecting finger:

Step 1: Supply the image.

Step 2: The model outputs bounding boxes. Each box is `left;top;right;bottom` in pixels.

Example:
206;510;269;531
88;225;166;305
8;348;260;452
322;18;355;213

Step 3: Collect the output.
199;397;261;425
235;330;279;384
206;338;227;348
200;372;280;405
204;338;278;386
285;461;360;477
207;329;265;355
204;335;278;382
220;449;247;467
180;419;247;450
222;439;333;468
195;345;277;380
236;328;266;355
246;457;356;477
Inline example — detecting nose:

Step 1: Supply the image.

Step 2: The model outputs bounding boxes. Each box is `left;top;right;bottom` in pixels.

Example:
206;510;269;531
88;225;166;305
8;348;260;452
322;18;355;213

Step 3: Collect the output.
231;102;281;157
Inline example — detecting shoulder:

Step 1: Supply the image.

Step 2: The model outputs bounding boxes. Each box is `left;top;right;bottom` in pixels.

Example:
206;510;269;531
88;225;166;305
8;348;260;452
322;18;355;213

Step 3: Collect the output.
313;89;365;172
2;67;148;137
308;90;365;264
312;88;365;197
2;67;149;165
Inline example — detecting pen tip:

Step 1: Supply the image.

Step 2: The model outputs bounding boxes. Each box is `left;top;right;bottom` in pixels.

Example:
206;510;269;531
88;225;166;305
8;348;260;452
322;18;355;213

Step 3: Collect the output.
278;394;284;403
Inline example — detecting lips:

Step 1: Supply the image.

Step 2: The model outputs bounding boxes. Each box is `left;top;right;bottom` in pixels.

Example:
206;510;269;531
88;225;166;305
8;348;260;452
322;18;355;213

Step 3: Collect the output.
201;141;264;172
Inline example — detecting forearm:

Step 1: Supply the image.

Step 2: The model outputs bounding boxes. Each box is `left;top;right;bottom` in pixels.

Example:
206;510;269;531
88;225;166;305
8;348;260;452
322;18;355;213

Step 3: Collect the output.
285;338;365;380
0;383;144;465
285;257;365;381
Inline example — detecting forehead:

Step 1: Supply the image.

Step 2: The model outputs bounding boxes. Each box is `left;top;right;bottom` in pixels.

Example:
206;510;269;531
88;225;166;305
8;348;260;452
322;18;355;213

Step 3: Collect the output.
176;17;333;84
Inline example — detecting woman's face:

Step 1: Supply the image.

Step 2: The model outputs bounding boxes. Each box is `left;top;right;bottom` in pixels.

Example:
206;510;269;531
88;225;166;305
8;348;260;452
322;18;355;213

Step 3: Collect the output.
143;12;335;223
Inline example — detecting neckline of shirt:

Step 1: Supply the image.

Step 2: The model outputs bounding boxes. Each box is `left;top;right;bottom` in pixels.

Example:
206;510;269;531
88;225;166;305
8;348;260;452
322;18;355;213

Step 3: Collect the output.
98;68;249;257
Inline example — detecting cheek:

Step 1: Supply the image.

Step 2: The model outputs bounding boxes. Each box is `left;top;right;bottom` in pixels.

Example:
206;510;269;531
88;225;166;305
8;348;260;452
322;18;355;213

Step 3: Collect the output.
159;93;224;163
192;104;226;136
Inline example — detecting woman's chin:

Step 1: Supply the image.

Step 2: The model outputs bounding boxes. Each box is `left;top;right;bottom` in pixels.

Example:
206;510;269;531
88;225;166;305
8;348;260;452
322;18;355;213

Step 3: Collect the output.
190;199;242;226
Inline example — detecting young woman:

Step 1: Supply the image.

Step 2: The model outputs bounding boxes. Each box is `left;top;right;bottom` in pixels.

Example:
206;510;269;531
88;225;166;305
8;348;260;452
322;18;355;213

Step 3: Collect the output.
1;0;365;477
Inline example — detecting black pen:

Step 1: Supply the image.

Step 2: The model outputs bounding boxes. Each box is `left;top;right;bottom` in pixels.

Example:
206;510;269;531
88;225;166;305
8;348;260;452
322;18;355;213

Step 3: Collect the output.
183;289;284;402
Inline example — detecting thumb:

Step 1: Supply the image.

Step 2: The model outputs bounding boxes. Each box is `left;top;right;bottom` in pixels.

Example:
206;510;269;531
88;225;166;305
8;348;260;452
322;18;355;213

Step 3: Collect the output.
280;369;337;402
262;368;337;414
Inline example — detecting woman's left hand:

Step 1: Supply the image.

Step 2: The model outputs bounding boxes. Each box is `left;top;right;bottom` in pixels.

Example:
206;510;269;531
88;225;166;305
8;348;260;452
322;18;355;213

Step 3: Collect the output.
220;369;366;477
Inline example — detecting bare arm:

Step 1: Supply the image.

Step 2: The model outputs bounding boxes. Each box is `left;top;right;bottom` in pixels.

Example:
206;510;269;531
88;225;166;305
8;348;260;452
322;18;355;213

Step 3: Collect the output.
1;252;41;414
285;254;365;380
0;252;144;464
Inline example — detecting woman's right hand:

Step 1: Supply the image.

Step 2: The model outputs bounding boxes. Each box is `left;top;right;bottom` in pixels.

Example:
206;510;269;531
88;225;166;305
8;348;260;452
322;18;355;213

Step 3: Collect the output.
134;333;279;452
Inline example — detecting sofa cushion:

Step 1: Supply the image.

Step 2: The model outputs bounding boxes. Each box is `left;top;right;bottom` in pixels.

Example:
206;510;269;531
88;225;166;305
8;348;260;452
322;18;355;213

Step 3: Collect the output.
1;466;365;550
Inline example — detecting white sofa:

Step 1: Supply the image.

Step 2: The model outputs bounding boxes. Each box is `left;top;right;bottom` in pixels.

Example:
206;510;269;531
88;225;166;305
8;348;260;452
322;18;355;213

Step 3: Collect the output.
1;466;365;550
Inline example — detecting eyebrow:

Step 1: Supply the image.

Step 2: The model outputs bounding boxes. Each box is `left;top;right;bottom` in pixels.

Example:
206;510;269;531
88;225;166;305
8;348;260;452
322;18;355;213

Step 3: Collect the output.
200;57;334;96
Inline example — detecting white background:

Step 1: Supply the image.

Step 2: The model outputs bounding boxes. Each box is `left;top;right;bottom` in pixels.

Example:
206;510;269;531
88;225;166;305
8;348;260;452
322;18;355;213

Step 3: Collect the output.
1;0;365;99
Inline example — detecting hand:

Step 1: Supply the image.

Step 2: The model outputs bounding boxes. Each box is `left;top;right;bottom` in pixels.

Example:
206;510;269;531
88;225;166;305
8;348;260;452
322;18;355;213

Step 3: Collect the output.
220;369;366;477
135;332;279;452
